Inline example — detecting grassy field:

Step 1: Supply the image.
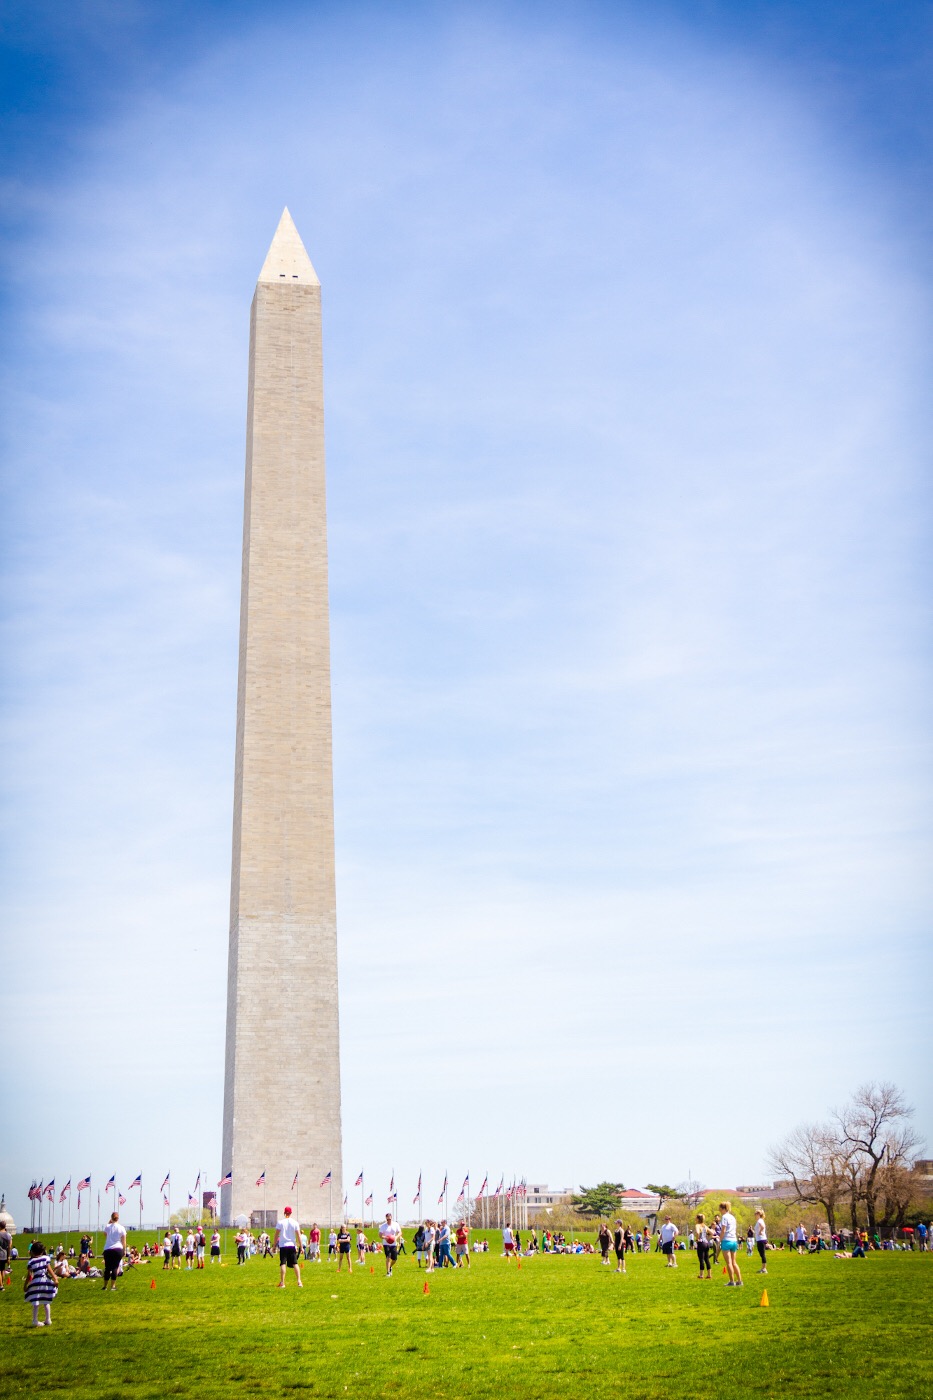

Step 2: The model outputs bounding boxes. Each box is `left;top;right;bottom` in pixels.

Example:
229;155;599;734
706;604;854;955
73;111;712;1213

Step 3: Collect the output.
0;1233;929;1399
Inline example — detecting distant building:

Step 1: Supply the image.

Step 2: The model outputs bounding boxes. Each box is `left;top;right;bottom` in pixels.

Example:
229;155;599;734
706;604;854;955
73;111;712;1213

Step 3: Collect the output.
617;1189;661;1217
525;1184;573;1211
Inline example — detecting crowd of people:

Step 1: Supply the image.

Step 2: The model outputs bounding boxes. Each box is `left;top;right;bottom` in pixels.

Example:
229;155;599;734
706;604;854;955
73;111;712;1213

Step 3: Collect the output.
5;1205;929;1325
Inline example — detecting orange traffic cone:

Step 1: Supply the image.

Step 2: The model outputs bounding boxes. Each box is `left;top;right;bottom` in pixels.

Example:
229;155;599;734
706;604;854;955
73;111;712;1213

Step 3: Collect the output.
760;1290;769;1308
150;1278;156;1290
423;1280;430;1295
722;1266;728;1275
370;1265;374;1274
517;1260;522;1270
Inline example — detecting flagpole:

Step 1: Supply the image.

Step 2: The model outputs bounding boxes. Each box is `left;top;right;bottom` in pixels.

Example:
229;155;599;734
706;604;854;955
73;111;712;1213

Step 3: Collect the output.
328;1176;332;1232
263;1175;267;1232
360;1174;364;1229
445;1168;449;1225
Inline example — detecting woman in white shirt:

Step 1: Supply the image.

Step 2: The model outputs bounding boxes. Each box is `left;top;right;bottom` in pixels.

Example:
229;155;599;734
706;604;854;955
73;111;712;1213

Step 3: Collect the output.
753;1210;769;1273
718;1201;743;1287
102;1212;126;1291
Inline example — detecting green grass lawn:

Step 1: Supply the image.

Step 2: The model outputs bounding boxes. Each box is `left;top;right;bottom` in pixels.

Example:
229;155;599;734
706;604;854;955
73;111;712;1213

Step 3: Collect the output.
1;1236;929;1399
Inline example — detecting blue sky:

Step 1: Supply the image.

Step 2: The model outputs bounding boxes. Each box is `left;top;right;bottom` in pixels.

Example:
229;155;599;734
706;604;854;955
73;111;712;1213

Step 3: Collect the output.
1;1;931;1220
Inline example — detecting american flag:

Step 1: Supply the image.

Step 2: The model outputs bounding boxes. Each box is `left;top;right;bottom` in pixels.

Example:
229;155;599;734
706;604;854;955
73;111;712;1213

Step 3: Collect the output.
217;1172;232;1188
292;1171;300;1190
77;1175;91;1193
457;1174;469;1203
193;1172;200;1191
205;1192;217;1208
163;1194;170;1208
105;1175;115;1194
44;1180;55;1201
160;1173;170;1193
437;1173;447;1205
59;1180;71;1204
476;1175;488;1199
118;1194;127;1206
319;1171;331;1188
388;1190;397;1203
355;1172;364;1187
365;1194;373;1207
413;1173;421;1204
188;1193;197;1206
27;1182;39;1201
493;1176;504;1199
129;1175;142;1191
506;1183;513;1201
387;1173;395;1203
256;1171;265;1187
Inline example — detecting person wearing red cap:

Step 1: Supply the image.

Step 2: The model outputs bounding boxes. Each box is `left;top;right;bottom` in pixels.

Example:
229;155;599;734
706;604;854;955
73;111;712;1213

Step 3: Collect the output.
274;1206;304;1288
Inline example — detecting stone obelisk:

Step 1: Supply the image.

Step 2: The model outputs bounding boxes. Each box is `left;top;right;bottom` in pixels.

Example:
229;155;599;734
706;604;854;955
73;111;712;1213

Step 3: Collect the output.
221;209;342;1226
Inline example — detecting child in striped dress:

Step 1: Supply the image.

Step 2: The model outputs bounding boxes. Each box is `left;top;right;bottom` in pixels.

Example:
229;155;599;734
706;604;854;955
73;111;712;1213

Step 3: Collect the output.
24;1240;58;1327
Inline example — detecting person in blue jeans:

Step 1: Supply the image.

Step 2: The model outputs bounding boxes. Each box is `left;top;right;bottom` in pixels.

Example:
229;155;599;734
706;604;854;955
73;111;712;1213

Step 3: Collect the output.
437;1220;456;1268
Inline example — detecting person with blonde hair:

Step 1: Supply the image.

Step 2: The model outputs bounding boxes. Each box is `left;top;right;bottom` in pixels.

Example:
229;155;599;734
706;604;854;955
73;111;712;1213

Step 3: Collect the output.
718;1201;742;1286
753;1209;769;1273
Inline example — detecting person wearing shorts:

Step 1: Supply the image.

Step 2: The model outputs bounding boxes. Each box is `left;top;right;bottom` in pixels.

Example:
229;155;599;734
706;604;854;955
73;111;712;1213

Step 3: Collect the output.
719;1202;743;1286
659;1217;679;1266
337;1224;353;1271
308;1224;321;1261
378;1213;398;1276
455;1221;470;1267
210;1229;221;1262
274;1206;303;1288
503;1223;516;1257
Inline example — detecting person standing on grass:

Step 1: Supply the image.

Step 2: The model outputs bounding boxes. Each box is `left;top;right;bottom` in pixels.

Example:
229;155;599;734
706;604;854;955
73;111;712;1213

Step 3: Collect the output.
162;1233;171;1270
0;1220;12;1286
694;1214;712;1279
327;1228;337;1260
274;1206;303;1288
423;1221;436;1273
719;1202;743;1287
356;1227;367;1265
502;1222;516;1258
336;1223;353;1272
455;1220;470;1267
659;1217;679;1267
171;1226;183;1269
436;1220;456;1269
210;1229;221;1263
24;1240;57;1327
196;1226;206;1269
378;1212;399;1276
102;1212;126;1291
753;1210;769;1273
307;1223;321;1262
598;1223;612;1265
612;1221;627;1274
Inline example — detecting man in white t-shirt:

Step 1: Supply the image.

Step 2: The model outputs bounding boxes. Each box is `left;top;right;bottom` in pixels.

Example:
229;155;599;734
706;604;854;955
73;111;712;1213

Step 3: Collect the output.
378;1213;399;1276
659;1217;679;1267
274;1206;303;1288
502;1224;516;1258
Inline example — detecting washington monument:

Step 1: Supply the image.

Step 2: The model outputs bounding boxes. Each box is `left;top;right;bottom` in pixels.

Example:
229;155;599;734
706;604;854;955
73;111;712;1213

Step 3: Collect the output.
221;209;342;1225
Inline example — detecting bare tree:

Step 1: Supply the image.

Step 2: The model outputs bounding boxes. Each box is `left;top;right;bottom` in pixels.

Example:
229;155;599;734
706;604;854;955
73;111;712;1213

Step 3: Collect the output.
768;1123;852;1234
834;1082;923;1233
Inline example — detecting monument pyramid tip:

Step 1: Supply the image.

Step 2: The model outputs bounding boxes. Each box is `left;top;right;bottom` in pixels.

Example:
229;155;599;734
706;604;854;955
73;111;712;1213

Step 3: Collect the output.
258;208;320;286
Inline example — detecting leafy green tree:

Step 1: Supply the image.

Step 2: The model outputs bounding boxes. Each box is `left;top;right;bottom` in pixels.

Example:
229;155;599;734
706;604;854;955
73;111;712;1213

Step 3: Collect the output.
570;1182;625;1218
645;1183;683;1210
